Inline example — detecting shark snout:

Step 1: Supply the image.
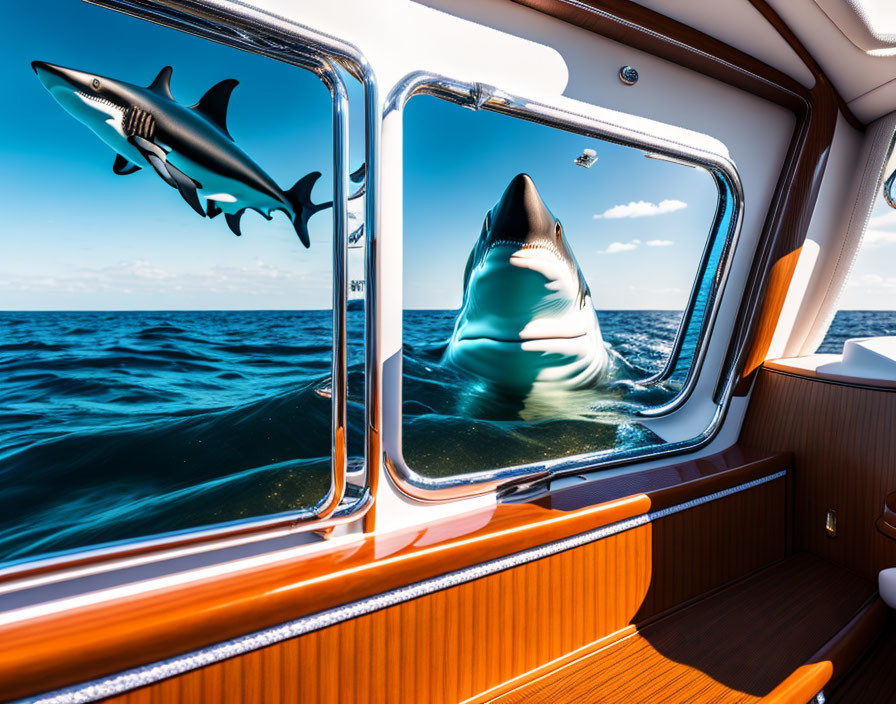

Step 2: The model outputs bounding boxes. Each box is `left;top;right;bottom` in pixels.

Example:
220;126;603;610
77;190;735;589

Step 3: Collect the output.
31;61;93;95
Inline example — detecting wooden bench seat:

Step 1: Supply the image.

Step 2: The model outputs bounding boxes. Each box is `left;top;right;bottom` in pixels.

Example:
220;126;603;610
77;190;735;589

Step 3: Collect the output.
482;554;881;703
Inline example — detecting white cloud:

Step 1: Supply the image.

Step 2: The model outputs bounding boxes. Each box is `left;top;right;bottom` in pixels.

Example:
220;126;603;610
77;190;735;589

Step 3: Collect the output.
646;239;674;247
597;241;638;254
868;211;896;229
0;258;329;297
863;229;896;247
593;199;687;219
848;273;896;289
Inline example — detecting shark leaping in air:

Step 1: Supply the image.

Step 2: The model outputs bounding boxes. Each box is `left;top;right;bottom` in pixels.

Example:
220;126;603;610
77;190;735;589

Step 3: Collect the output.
31;61;330;247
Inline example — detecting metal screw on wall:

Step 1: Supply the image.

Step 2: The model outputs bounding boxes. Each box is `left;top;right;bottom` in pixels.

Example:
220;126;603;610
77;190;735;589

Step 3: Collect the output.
619;66;639;85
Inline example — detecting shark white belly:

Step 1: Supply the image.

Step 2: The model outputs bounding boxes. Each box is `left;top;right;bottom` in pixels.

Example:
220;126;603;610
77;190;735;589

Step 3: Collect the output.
444;174;608;395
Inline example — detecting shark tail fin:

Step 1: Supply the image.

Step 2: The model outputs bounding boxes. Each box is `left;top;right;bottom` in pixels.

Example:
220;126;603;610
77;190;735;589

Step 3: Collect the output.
284;171;333;249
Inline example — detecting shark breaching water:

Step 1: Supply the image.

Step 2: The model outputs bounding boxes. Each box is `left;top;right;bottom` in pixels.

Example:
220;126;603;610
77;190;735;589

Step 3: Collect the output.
444;173;609;395
31;61;330;247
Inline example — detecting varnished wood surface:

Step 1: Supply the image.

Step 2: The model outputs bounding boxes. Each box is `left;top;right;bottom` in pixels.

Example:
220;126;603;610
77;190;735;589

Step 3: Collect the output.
0;450;786;702
739;247;803;380
830;623;896;703
765;356;896;389
537;445;789;513
741;369;896;582
480;554;875;704
89;475;788;704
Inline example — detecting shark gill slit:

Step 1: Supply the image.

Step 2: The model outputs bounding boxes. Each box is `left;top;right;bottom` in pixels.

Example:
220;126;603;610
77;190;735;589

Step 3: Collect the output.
124;107;155;141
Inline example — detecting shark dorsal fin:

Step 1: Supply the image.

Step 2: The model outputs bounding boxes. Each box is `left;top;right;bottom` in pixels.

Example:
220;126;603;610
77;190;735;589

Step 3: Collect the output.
148;66;174;99
190;78;238;139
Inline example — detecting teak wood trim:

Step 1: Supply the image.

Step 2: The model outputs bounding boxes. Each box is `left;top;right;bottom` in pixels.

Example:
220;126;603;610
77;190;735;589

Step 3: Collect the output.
510;0;857;396
0;449;788;702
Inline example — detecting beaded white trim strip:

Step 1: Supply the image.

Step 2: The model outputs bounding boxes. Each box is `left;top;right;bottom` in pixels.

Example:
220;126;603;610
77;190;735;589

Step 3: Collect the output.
21;470;786;704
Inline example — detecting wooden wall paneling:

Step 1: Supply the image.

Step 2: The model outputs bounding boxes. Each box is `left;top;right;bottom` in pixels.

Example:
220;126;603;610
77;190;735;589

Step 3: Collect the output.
95;477;787;704
740;369;896;582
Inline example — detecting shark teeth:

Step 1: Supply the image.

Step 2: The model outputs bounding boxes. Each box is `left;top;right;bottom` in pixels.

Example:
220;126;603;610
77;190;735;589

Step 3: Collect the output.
75;91;123;111
488;238;563;260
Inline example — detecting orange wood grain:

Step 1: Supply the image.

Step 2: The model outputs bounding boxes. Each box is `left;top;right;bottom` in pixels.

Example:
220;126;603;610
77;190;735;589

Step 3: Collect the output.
91;476;788;704
739;247;803;381
741;368;896;582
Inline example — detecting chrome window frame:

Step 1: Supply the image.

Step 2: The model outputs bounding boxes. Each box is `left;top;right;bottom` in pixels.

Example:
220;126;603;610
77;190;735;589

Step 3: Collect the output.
0;0;379;583
385;72;744;501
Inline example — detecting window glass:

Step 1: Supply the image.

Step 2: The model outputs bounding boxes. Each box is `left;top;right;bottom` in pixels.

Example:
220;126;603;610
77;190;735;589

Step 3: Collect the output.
402;95;726;476
820;143;896;351
0;0;353;566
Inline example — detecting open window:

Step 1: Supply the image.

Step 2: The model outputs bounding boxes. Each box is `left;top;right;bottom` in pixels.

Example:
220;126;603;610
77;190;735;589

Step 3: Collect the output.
0;0;370;571
387;77;742;498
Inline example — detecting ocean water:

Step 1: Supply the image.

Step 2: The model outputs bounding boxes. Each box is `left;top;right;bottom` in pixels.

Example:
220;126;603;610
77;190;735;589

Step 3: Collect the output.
0;308;878;566
817;310;896;352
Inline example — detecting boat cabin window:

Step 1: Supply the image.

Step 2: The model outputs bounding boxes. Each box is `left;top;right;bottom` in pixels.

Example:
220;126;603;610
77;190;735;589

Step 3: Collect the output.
400;93;734;479
0;0;363;569
821;135;896;351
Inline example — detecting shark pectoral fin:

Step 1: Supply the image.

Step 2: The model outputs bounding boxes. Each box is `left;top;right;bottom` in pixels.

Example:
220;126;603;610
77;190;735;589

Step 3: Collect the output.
113;154;141;175
164;162;206;218
128;135;173;185
225;210;244;237
191;78;238;140
146;153;177;188
206;201;222;219
127;135;205;218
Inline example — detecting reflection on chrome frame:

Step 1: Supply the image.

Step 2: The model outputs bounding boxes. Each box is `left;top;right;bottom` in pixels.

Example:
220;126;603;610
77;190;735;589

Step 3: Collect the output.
384;71;745;501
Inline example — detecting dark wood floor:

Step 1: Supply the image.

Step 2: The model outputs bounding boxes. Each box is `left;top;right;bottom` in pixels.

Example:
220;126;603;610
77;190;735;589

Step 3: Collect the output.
491;554;875;703
830;624;896;703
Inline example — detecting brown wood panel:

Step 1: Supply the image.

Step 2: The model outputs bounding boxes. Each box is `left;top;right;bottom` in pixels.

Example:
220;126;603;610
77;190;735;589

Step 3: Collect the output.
480;554;875;704
92;476;788;704
829;622;896;703
741;368;896;582
537;445;789;513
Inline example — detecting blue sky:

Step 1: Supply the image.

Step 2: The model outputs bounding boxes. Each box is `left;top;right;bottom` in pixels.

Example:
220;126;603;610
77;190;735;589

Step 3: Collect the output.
1;0;341;310
3;1;719;311
403;97;720;311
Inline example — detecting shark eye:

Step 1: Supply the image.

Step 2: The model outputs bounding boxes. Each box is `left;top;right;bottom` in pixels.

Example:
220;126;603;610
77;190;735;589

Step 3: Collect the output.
555;222;563;241
92;78;100;89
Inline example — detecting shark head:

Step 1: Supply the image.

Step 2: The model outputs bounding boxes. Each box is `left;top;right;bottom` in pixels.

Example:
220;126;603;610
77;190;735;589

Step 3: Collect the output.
31;61;142;143
444;173;608;393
